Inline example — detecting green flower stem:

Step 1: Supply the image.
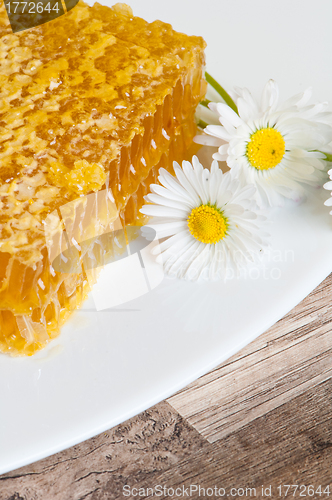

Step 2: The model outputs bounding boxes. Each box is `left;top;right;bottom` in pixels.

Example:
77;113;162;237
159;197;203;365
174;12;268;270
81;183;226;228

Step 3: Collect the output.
322;152;332;162
197;119;208;129
205;72;238;115
200;98;211;108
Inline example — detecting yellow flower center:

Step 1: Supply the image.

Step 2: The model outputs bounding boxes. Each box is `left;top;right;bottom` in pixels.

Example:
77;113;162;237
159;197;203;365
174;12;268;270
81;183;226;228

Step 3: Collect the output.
246;127;285;170
187;204;228;244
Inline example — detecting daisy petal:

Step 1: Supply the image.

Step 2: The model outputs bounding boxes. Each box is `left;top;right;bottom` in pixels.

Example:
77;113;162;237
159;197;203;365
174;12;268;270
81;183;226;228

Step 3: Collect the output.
140;204;188;219
261;80;279;112
214;102;244;128
205;125;231;142
194;134;224;147
142;158;270;280
203;78;332;208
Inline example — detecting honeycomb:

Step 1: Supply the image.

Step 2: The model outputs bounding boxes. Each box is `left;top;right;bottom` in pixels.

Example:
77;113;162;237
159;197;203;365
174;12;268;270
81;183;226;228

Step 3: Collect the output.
0;0;207;356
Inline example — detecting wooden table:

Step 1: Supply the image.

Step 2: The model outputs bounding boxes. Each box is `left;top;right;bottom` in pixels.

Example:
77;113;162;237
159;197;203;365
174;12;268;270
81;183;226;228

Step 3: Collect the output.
1;275;332;499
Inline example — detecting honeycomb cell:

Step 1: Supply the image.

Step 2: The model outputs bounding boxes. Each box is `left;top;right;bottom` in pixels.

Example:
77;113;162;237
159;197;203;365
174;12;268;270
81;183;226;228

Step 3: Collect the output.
0;0;207;356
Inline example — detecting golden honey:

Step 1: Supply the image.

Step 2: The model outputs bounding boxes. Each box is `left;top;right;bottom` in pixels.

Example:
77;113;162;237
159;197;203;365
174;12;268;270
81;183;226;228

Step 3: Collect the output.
0;0;207;355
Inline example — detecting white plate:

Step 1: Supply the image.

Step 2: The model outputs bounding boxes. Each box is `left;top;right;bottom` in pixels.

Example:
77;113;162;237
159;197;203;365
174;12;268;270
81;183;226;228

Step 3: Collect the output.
1;0;332;475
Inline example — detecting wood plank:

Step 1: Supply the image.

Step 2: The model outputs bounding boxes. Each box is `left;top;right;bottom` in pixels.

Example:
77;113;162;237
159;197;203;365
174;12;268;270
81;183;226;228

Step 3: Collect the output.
2;381;331;499
0;402;207;500
167;274;332;442
146;380;332;499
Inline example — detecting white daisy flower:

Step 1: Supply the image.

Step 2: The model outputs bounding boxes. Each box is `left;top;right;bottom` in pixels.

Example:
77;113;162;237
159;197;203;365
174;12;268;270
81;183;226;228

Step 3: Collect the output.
140;157;269;281
323;164;332;213
195;80;332;207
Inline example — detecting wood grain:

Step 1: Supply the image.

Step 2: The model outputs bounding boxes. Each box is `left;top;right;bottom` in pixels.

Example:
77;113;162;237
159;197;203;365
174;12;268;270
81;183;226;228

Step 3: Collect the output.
1;275;332;499
0;402;206;500
1;381;331;499
167;275;332;442
149;379;332;500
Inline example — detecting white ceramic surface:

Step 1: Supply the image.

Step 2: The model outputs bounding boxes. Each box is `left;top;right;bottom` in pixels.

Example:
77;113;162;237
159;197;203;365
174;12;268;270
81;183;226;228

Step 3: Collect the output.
1;0;332;475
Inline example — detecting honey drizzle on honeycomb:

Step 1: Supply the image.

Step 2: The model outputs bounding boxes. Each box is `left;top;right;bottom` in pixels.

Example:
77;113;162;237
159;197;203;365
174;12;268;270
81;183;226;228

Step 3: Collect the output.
0;1;206;355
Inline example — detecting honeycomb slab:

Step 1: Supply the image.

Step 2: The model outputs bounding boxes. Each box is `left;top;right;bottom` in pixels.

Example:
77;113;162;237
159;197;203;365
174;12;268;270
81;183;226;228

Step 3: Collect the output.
0;0;207;355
